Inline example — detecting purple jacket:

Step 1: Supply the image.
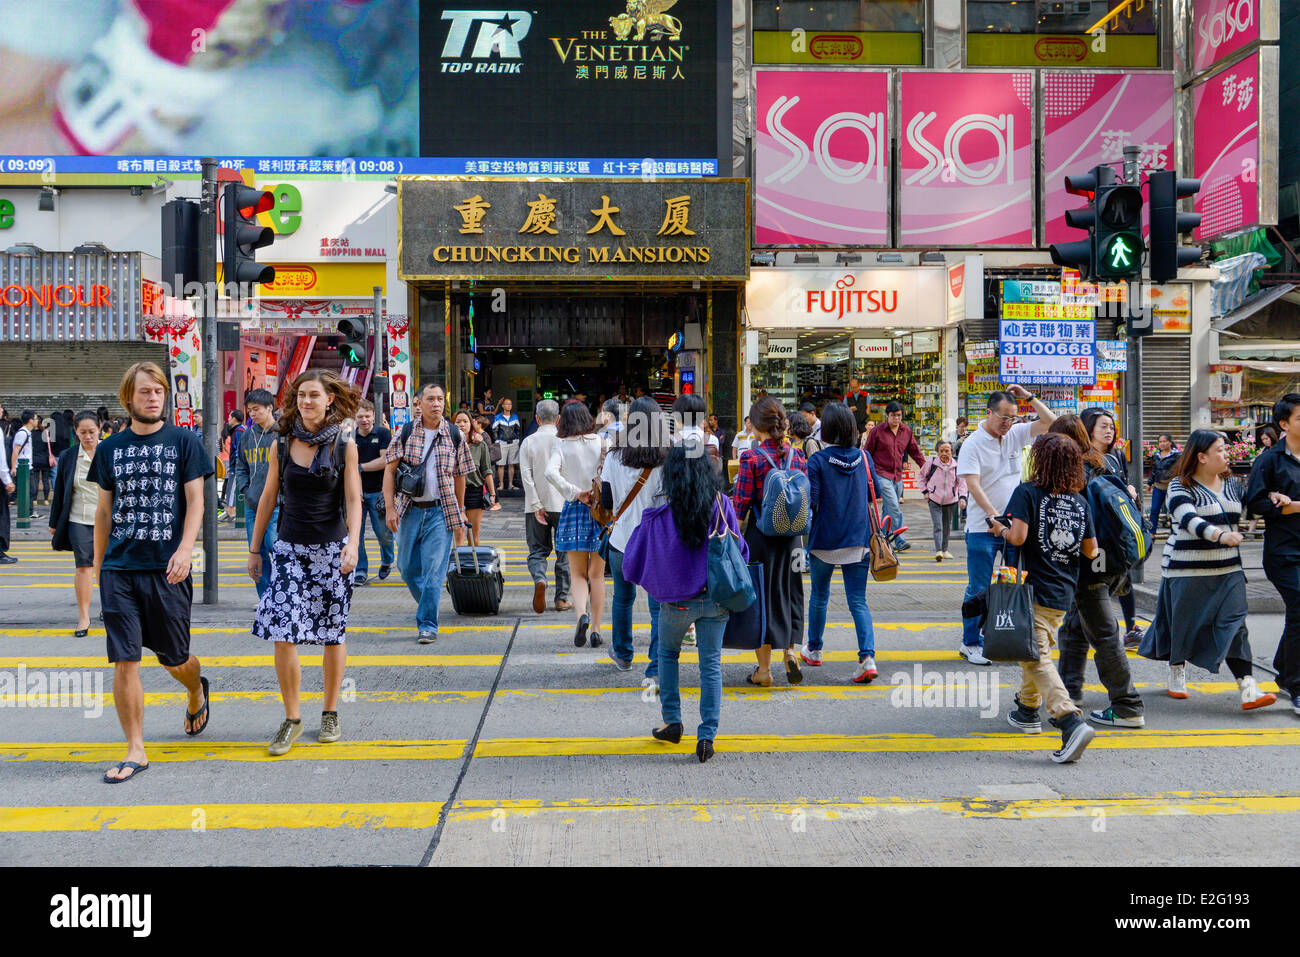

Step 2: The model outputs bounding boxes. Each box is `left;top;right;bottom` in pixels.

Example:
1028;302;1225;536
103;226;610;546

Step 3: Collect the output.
622;496;748;604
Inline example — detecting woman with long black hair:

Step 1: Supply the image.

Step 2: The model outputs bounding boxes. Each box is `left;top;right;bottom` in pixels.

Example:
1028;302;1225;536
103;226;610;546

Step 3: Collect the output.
732;395;807;687
622;438;746;763
248;369;363;756
1141;429;1276;710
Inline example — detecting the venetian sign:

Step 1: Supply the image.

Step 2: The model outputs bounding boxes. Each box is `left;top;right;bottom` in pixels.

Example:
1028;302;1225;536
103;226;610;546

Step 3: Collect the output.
398;178;748;280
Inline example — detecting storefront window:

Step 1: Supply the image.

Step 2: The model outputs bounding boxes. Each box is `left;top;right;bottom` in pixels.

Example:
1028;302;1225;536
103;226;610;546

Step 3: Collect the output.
753;0;924;65
966;0;1159;68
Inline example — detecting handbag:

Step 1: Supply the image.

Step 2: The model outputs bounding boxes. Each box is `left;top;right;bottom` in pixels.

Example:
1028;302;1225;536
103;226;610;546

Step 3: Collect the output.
588;445;615;528
394;422;436;498
596;465;651;561
706;494;755;612
722;561;765;649
982;552;1039;662
863;452;898;582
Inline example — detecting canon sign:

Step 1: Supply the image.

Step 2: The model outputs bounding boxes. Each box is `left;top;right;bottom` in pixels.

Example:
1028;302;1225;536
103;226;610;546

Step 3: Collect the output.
1194;0;1256;73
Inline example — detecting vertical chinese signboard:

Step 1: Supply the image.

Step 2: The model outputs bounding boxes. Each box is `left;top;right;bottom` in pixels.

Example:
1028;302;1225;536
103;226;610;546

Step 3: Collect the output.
386;312;413;432
144;289;202;427
1191;48;1278;241
898;72;1034;246
753;70;889;246
1043;73;1174;244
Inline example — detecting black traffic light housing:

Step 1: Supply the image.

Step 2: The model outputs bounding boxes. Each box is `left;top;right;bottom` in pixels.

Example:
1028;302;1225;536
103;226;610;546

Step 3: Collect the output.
1049;166;1112;282
1094;180;1144;281
221;184;275;293
1148;170;1202;282
337;317;368;368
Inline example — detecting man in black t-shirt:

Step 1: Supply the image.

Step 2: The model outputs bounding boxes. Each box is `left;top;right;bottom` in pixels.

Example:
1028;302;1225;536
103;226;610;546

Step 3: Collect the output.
354;400;394;585
89;362;213;784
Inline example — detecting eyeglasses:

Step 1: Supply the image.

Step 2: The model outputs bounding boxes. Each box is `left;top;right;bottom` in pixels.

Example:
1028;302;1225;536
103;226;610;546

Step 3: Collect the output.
991;412;1017;424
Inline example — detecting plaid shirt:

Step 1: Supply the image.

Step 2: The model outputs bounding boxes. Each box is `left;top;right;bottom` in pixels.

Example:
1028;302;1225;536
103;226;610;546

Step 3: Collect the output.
732;438;807;522
385;418;474;530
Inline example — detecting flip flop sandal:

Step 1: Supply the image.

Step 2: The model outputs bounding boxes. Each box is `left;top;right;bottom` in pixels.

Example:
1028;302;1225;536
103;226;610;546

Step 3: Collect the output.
745;667;772;688
786;658;804;685
185;676;211;737
103;761;148;784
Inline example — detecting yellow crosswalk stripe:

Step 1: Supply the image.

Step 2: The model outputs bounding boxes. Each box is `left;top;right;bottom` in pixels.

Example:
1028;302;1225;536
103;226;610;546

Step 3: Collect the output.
0;740;466;763
3;621;957;637
3;792;1298;833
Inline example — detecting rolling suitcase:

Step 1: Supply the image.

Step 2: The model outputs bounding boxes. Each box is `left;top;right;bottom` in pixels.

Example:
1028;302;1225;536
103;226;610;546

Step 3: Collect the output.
445;527;504;615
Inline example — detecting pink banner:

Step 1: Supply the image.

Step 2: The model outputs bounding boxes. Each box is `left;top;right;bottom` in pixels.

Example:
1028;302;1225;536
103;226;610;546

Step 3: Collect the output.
754;70;889;246
1043;73;1174;244
1193;52;1260;240
899;72;1034;246
1192;0;1260;74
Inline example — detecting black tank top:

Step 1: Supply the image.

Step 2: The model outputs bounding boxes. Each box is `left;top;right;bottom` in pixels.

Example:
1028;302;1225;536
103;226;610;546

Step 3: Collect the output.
278;459;346;545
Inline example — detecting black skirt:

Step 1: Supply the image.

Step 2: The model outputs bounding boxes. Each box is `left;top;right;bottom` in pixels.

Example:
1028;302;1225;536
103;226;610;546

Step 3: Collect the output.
744;522;805;650
465;483;486;511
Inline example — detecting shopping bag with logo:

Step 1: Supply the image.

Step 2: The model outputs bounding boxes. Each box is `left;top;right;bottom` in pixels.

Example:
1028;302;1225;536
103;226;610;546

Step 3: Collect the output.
982;554;1038;662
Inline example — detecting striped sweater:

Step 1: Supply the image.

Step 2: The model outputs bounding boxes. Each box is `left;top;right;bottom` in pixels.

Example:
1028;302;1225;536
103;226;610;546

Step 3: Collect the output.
1161;477;1242;578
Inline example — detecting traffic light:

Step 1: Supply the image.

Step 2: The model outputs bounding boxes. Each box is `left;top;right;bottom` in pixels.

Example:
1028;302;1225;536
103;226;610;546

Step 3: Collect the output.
1148;170;1202;282
221;183;275;292
1093;179;1144;281
337;317;368;368
1049;166;1112;281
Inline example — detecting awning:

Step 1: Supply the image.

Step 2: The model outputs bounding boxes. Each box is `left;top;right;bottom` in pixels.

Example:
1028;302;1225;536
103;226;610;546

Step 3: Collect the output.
1212;283;1297;333
1227;360;1300;374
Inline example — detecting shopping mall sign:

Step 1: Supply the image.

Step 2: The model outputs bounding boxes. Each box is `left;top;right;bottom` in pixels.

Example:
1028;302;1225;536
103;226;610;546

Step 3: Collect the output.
745;268;947;329
398;178;748;280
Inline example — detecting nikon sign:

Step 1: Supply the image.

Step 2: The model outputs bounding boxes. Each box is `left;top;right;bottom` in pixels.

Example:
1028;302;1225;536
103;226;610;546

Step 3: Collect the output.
398;178;748;280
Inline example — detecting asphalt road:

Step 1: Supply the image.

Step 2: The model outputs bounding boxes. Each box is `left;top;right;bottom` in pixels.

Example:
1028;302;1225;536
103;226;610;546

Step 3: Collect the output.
1;496;1297;866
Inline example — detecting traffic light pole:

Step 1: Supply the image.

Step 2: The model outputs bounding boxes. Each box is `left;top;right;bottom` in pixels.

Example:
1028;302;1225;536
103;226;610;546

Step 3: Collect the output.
200;157;219;606
372;285;385;425
1121;146;1144;584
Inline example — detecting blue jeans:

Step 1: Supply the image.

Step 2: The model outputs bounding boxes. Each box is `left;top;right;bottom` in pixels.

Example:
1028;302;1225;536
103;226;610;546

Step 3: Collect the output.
396;505;454;634
962;530;1017;647
657;596;728;742
877;476;907;545
357;491;395;576
806;555;875;660
1149;486;1167;529
245;503;279;598
607;546;661;678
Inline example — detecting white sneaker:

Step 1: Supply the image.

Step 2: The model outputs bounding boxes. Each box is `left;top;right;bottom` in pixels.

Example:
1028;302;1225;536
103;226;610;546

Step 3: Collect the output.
1168;663;1188;698
1238;675;1276;711
959;644;992;666
799;647;822;666
641;676;659;696
851;656;878;684
682;623;696;646
943;551;956;560
935;551;944;562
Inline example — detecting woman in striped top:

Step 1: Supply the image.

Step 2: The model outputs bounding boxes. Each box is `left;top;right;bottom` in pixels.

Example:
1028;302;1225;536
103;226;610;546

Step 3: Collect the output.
1140;430;1277;709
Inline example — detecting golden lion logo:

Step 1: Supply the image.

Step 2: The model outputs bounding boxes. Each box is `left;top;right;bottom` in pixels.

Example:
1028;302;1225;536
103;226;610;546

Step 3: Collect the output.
609;0;681;41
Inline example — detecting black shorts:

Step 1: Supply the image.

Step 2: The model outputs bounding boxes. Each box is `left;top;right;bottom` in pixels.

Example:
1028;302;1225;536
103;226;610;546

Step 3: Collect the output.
69;522;94;568
100;569;193;667
464;484;486;511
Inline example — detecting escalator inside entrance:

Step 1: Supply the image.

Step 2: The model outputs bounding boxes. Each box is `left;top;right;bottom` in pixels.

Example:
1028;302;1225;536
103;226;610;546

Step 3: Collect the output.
473;347;670;414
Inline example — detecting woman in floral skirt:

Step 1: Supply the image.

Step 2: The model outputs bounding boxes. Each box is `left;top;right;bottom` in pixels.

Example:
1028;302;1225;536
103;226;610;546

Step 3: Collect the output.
248;369;362;756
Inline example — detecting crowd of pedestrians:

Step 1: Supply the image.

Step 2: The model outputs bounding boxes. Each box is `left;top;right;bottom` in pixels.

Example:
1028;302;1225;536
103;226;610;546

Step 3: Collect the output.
14;362;1300;778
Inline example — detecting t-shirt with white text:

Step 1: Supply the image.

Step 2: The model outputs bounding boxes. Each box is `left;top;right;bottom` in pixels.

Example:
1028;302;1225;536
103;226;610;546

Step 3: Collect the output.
88;424;212;571
1006;482;1094;612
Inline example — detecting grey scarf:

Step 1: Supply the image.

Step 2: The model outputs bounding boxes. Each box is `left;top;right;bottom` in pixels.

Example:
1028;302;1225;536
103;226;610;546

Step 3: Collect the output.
291;422;341;476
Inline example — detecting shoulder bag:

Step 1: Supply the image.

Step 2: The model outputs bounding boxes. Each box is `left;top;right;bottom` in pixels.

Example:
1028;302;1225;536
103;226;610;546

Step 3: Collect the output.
864;452;899;581
706;493;756;612
588;442;615;528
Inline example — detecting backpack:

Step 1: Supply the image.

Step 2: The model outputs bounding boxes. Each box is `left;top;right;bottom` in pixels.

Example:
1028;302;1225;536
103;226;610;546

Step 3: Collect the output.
753;445;811;537
1085;471;1152;572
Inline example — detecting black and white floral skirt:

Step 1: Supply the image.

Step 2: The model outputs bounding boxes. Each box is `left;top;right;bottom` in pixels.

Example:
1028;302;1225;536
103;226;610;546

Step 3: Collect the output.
252;538;353;645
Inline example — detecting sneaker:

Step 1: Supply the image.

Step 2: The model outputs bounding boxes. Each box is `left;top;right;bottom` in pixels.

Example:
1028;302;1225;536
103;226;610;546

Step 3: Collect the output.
943;551;955;560
1006;695;1042;733
417;631;437;644
268;718;303;756
959;644;992;666
935;551;944;562
574;613;590;647
0;554;17;565
607;651;633;672
851;656;878;684
353;573;368;587
377;564;392;581
1123;626;1144;648
1168;663;1188;698
894;539;912;552
318;711;341;743
1089;707;1145;728
1052;713;1096;763
1238;675;1276;711
800;647;823;666
532;580;546;614
682;623;696;646
641;675;659;696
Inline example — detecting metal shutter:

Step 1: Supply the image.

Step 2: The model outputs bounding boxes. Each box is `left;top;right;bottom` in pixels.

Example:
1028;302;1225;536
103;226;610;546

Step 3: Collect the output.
0;341;170;414
1139;336;1191;441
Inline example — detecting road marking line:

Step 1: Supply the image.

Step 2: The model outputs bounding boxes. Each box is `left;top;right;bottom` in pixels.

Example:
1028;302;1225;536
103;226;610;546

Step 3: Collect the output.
0;802;445;832
0;654;501;668
473;727;1300;758
0;740;466;763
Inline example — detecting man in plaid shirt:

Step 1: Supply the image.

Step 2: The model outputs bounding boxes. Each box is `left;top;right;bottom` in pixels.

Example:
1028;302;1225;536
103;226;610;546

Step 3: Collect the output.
383;383;474;644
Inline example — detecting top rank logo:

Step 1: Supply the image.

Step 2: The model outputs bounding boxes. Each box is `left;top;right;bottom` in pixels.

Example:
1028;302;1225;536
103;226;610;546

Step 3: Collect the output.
440;10;533;73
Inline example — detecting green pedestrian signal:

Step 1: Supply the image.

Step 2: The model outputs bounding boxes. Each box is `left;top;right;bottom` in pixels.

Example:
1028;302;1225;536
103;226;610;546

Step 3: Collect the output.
1097;231;1143;280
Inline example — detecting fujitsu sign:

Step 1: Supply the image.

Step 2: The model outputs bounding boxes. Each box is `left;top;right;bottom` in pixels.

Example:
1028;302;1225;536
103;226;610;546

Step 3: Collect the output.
806;274;898;320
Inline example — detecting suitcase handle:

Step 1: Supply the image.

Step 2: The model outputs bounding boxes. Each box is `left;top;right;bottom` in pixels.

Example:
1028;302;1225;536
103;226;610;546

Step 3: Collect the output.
466;525;481;575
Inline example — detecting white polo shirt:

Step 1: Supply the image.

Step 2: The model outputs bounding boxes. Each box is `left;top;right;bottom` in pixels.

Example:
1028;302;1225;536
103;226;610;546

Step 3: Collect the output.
956;421;1035;533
